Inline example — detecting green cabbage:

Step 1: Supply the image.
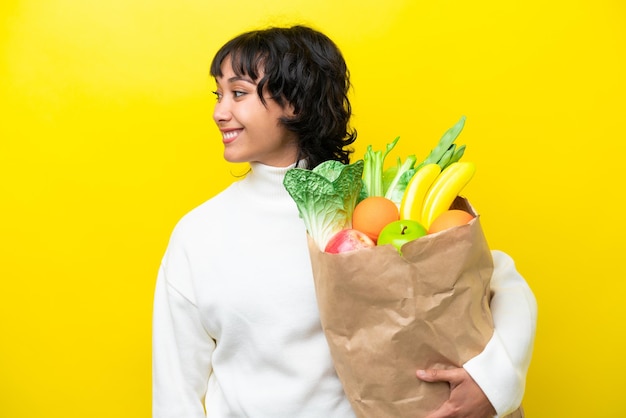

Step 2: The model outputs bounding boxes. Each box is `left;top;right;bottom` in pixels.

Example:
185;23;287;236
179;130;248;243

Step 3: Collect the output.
283;160;364;250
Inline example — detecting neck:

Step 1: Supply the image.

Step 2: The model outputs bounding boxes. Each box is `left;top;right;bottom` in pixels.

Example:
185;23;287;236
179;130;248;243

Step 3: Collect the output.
243;162;297;200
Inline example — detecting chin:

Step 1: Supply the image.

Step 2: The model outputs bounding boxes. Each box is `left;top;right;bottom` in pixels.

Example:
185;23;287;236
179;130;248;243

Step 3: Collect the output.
223;150;249;164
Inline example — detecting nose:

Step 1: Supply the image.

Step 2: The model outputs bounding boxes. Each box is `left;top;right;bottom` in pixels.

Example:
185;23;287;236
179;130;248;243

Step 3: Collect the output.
213;98;231;124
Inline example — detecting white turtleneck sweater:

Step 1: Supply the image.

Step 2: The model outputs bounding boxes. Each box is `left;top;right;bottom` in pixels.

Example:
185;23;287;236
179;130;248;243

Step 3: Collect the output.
152;162;537;418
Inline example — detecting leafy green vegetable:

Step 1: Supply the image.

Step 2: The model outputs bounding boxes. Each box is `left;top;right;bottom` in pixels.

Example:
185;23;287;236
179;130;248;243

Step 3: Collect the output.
284;117;469;250
362;136;399;197
283;160;364;250
382;158;400;193
383;154;417;205
360;136;418;206
360;116;468;206
414;116;466;171
385;166;417;205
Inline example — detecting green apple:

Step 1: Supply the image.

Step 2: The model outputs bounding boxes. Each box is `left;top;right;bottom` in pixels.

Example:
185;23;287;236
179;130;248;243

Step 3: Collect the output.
377;220;427;253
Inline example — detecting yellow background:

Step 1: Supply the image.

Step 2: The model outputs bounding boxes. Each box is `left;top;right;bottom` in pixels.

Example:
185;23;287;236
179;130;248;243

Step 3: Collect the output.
1;0;624;417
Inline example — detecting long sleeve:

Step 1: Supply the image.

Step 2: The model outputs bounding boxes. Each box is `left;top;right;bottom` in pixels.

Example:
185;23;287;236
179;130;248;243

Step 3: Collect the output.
151;164;356;418
152;240;216;418
463;250;538;417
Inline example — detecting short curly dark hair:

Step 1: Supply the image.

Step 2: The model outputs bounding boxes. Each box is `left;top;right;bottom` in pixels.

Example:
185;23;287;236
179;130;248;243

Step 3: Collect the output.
210;25;356;168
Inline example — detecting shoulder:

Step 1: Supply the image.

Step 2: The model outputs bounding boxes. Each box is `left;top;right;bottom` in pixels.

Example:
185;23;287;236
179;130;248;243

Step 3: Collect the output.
159;184;239;285
165;182;242;251
490;250;535;296
490;250;520;285
176;183;241;232
491;250;515;271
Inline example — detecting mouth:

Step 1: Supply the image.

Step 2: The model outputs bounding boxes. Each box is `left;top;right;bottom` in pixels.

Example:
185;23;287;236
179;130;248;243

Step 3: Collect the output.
221;129;242;144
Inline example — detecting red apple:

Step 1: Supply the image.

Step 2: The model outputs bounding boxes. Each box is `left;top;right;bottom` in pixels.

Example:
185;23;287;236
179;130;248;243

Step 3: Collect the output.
325;229;376;253
377;220;427;253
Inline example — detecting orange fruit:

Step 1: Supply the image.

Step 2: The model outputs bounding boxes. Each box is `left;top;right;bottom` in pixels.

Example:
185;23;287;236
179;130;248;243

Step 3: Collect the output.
427;209;475;234
352;196;399;242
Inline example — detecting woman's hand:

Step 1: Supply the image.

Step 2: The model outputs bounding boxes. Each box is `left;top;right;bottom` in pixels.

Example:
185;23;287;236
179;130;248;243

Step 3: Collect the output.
416;368;497;418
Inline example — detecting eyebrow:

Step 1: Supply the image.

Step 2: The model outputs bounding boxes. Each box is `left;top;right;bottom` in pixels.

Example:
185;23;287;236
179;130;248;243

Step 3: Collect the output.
227;76;255;84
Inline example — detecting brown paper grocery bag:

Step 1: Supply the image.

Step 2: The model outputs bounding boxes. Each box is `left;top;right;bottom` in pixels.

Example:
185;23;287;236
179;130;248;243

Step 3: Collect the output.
308;197;523;418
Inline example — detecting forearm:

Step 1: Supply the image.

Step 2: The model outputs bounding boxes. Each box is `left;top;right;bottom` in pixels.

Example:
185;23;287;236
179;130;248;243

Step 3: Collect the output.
463;250;538;416
153;268;215;418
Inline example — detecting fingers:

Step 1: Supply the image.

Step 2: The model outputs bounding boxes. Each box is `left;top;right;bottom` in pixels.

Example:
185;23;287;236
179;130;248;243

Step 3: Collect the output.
417;368;496;418
416;367;463;384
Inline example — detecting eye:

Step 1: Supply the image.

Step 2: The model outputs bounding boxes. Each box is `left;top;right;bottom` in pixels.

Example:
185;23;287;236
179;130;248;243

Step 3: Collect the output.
211;90;222;102
233;90;247;99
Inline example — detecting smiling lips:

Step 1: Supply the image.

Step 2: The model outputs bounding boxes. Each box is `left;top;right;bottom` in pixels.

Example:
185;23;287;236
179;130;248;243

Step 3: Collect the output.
221;129;241;144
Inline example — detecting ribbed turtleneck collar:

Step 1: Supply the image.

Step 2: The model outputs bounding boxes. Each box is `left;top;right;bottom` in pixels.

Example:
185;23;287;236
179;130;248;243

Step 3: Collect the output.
242;162;302;200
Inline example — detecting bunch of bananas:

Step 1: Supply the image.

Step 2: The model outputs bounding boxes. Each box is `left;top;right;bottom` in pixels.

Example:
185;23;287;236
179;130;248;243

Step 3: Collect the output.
400;161;475;228
399;116;476;229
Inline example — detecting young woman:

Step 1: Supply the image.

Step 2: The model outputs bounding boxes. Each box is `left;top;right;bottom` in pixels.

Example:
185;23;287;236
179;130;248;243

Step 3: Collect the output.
152;25;537;418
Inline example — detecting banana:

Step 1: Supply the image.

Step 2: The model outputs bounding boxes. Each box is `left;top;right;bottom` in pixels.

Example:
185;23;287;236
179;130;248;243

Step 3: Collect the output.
420;162;476;228
399;163;441;222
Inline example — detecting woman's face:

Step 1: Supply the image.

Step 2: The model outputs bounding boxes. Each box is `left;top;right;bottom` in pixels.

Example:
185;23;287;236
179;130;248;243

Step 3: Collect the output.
212;57;298;167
